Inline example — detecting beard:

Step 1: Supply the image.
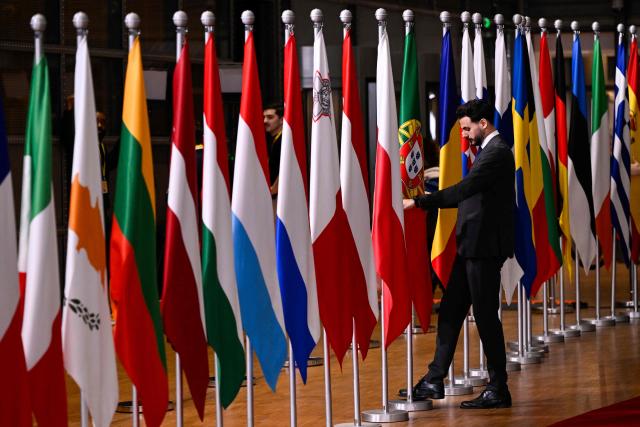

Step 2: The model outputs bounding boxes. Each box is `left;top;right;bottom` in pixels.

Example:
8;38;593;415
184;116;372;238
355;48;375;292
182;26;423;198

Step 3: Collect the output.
470;135;483;146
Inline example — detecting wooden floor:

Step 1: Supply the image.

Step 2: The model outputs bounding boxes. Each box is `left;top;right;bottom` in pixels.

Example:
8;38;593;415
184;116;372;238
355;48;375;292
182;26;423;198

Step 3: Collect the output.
63;265;640;426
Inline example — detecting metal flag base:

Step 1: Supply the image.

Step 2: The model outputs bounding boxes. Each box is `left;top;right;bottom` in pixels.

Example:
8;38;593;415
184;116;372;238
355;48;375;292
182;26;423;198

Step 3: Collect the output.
388;399;433;412
629;311;640;319
283;356;324;368
534;333;564;343
604;313;630;323
454;375;487;387
550;328;581;338
584;317;615;327
568;322;596;332
361;409;409;423
507;341;549;353
468;368;489;378
335;422;382;427
506;361;521;372
444;383;474;396
507;354;541;364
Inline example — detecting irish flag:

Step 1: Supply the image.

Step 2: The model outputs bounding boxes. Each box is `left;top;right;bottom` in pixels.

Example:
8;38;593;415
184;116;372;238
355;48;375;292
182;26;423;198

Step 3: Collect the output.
161;38;209;419
0;98;30;427
201;28;245;408
62;32;118;427
110;37;168;427
18;49;68;426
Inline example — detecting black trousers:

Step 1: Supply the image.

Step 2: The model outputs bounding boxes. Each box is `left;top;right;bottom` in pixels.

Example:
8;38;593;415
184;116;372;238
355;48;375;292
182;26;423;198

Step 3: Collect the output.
425;255;508;390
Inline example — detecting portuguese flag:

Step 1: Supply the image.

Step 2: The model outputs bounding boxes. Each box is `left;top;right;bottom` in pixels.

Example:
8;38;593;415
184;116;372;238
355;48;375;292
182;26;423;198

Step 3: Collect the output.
109;37;168;427
398;23;432;332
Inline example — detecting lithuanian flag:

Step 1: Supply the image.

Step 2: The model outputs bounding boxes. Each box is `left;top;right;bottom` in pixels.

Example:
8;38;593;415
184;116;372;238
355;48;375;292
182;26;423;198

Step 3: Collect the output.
109;37;168;427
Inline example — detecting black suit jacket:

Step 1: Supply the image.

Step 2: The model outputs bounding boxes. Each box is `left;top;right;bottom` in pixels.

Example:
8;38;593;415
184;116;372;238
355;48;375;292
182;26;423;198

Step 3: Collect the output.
414;134;515;259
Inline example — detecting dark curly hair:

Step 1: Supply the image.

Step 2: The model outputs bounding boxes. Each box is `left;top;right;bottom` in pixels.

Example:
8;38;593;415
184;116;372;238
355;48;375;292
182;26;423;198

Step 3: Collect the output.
455;99;494;124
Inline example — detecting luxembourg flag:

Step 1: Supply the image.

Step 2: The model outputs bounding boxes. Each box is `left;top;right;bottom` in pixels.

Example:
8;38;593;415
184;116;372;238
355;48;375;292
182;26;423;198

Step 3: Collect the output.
0;99;30;427
276;26;320;383
232;27;287;391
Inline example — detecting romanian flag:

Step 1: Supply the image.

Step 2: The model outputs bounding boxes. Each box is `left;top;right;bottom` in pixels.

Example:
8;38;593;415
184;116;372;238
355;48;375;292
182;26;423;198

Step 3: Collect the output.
526;28;561;293
512;28;537;295
628;34;640;264
110;37;168;427
555;28;572;276
431;23;462;287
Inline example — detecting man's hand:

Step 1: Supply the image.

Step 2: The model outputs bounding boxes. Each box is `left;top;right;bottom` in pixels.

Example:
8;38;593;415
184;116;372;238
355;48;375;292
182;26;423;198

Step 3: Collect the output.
403;198;416;210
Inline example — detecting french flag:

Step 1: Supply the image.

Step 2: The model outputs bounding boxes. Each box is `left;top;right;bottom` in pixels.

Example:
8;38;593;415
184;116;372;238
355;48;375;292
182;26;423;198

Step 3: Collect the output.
231;29;287;391
276;27;320;382
0;99;30;426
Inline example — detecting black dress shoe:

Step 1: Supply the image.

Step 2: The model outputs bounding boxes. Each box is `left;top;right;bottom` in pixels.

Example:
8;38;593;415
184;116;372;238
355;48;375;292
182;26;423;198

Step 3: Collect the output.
398;376;444;400
460;388;512;409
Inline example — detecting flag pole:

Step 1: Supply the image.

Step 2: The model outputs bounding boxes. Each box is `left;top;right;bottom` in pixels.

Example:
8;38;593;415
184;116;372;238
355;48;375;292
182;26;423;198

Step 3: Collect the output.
71;12;91;427
281;10;299;427
606;229;630;322
309;10;334;427
200;11;225;427
361;9;411;422
388;9;434;414
240;10;256;427
123;12;142;427
333;9;382;427
171;11;188;427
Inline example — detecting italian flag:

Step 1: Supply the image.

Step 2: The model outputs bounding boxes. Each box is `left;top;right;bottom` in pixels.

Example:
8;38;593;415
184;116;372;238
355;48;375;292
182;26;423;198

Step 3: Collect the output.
591;35;613;269
201;31;245;407
18;52;68;426
109;37;168;427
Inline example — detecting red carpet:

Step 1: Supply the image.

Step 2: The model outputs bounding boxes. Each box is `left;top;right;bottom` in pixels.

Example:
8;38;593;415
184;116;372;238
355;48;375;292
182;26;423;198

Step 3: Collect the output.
548;396;640;426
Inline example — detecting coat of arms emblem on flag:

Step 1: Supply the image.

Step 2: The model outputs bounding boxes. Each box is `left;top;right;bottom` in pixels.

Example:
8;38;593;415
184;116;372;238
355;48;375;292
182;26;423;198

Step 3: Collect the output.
399;118;424;198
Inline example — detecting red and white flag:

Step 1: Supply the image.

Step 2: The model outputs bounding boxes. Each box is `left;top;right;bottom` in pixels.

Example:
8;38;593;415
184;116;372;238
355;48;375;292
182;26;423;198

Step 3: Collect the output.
310;24;353;364
340;23;378;358
0;100;30;426
372;22;411;347
161;39;209;419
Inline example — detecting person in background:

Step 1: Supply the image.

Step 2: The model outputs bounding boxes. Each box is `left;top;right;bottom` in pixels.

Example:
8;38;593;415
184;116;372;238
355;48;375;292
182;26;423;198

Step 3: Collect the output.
263;103;283;198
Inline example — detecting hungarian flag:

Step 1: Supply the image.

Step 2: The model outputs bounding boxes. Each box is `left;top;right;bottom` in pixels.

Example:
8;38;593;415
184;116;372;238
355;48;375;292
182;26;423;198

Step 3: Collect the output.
18;50;68;426
110;37;168;427
568;31;597;272
512;28;537;295
0;99;30;427
526;29;561;293
591;34;613;270
627;35;640;264
310;24;353;363
373;22;411;347
161;39;209;419
341;23;378;357
398;21;432;332
460;21;476;177
555;29;573;275
232;29;286;391
201;30;245;407
431;23;462;287
611;33;632;266
62;33;117;427
276;28;320;381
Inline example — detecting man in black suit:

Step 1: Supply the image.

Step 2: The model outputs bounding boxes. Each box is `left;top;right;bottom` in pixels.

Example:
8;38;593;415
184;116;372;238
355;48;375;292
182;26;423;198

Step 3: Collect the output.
403;99;515;409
